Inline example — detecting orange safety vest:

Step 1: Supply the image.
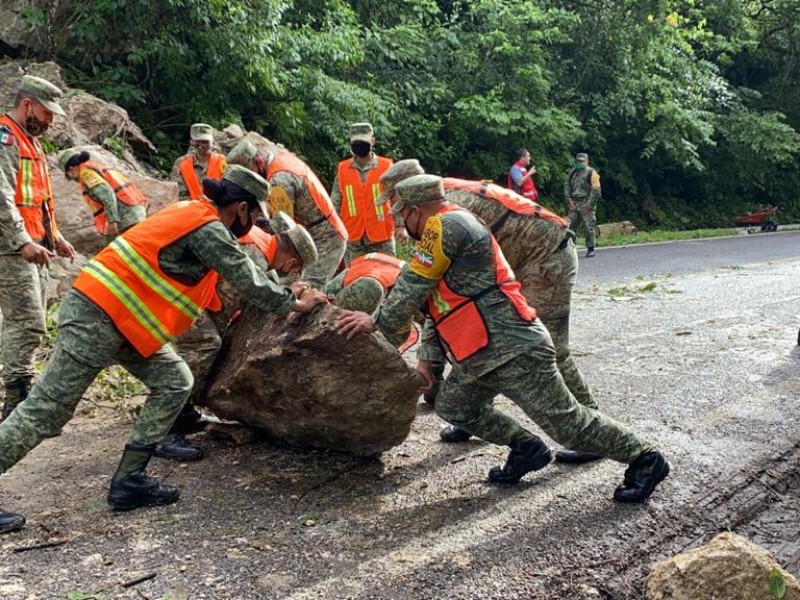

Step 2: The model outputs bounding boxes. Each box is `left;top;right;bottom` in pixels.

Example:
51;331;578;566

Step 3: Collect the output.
0;115;58;243
337;156;394;243
443;178;568;228
267;153;348;240
424;205;536;363
342;252;405;290
73;201;223;358
80;161;148;235
178;153;226;200
239;226;277;263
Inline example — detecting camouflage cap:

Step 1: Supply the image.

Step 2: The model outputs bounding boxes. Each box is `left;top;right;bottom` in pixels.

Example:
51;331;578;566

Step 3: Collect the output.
57;149;82;174
223;164;270;218
19;75;65;117
271;211;294;234
392;174;445;214
227;139;259;167
281;214;318;269
575;152;589;162
376;159;425;205
349;122;374;143
190;123;214;142
335;277;385;313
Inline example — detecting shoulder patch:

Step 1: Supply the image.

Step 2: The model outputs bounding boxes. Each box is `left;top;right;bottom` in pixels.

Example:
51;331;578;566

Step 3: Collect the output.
0;125;14;146
268;186;294;218
79;169;106;189
409;214;451;280
590;171;601;188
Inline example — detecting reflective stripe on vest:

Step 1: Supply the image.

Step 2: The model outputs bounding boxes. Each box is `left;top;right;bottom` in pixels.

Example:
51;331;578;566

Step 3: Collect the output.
179;153;226;200
72;200;222;358
425;205;536;363
337;156;394;242
342;252;405;290
0;115;58;242
267;153;348;240
81;161;148;235
443;177;567;227
239;226;277;264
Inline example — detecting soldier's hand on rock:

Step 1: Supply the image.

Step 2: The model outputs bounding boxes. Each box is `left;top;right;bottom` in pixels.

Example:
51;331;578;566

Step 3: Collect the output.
292;289;327;314
335;310;375;339
289;281;312;298
19;242;55;267
416;360;435;394
55;237;76;263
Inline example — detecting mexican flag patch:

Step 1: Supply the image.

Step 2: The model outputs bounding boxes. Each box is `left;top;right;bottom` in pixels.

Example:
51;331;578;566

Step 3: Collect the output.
0;129;13;146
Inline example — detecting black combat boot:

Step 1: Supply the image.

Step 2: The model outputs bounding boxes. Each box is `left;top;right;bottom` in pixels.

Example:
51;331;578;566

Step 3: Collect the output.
613;451;670;503
107;444;181;511
2;378;31;420
0;509;26;534
171;403;211;434
154;432;203;461
555;449;603;464
423;362;446;406
488;438;553;484
439;424;472;443
585;247;596;258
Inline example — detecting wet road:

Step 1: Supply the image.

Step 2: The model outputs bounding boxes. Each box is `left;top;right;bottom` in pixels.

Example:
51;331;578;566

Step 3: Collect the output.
576;230;800;287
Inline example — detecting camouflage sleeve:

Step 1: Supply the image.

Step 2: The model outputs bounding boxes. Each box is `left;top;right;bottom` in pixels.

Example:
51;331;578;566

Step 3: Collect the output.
417;317;445;363
188;221;296;317
589;169;602;205
564;173;572;203
329;172;343;214
0;138;32;253
374;215;466;339
83;175;120;224
303;223;345;288
170;157;189;200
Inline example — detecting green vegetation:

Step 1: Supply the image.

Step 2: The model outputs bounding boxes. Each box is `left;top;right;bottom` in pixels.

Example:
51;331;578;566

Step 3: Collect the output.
596;228;740;247
18;0;800;228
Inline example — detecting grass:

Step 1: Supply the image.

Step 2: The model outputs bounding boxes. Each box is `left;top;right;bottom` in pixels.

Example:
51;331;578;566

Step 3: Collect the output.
595;228;739;248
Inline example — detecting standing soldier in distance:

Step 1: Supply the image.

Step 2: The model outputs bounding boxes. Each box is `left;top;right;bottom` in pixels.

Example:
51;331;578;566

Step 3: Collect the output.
59;149;148;241
171;123;227;200
0;75;76;422
330;123;397;263
565;152;602;258
336;174;670;503
227;139;346;288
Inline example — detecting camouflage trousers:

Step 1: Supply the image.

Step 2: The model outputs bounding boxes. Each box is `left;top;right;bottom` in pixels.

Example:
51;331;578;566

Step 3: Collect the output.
0;254;48;393
303;223;346;289
345;237;396;266
174;309;222;404
517;239;594;407
435;333;648;464
568;199;597;249
0;290;192;473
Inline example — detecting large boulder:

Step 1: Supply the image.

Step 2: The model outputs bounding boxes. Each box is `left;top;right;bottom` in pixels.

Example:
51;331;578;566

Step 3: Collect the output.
203;303;422;456
0;1;49;56
0;61;67;110
50;145;178;256
597;220;638;238
646;532;800;600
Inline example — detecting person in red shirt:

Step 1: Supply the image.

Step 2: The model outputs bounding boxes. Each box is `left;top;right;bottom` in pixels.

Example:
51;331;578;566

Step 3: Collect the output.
507;148;538;201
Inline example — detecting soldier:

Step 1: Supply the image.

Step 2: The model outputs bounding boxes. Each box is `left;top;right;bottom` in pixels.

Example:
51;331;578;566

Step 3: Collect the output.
59;149;148;240
227;139;346;287
324;252;417;349
378;160;597;462
565;152;602;258
336;174;669;502
170;123;227;200
330;123;397;263
163;214;319;461
0;166;326;534
0;75;76;420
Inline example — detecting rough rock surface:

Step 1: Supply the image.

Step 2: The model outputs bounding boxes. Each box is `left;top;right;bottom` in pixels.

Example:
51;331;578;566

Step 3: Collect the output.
50;145;178;256
0;1;48;55
646;532;800;600
0;60;66;109
598;220;638;238
203;303;422;456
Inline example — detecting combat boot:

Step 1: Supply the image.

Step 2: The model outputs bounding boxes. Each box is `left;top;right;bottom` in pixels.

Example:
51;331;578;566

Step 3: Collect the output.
107;444;180;511
171;403;211;434
613;451;670;503
555;449;602;464
154;433;203;462
0;509;26;534
488;438;553;484
439;424;472;443
2;378;31;420
585;247;596;258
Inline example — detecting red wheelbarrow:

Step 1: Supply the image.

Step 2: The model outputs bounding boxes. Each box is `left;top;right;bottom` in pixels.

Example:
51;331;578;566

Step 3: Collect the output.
735;205;778;233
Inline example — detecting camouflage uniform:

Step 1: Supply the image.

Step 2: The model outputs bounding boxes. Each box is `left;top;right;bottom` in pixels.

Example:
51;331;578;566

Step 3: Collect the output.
565;154;602;251
375;176;649;463
0;212;296;474
77;166;146;235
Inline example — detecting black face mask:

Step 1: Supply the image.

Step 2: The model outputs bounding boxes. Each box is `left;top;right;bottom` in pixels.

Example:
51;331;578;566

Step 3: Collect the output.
351;141;372;158
25;111;50;137
404;210;421;241
229;211;253;238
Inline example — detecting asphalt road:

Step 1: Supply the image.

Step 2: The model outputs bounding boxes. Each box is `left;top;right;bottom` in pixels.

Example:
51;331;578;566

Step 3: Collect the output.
576;229;800;287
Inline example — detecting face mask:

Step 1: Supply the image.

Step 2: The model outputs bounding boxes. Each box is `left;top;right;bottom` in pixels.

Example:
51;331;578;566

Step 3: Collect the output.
25;109;50;137
574;162;586;170
351;141;372;158
404;209;422;241
229;209;253;238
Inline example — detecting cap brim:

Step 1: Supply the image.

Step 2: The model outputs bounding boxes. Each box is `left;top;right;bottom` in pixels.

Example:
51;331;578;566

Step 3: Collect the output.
350;134;373;143
391;200;406;215
40;99;65;117
255;199;270;220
